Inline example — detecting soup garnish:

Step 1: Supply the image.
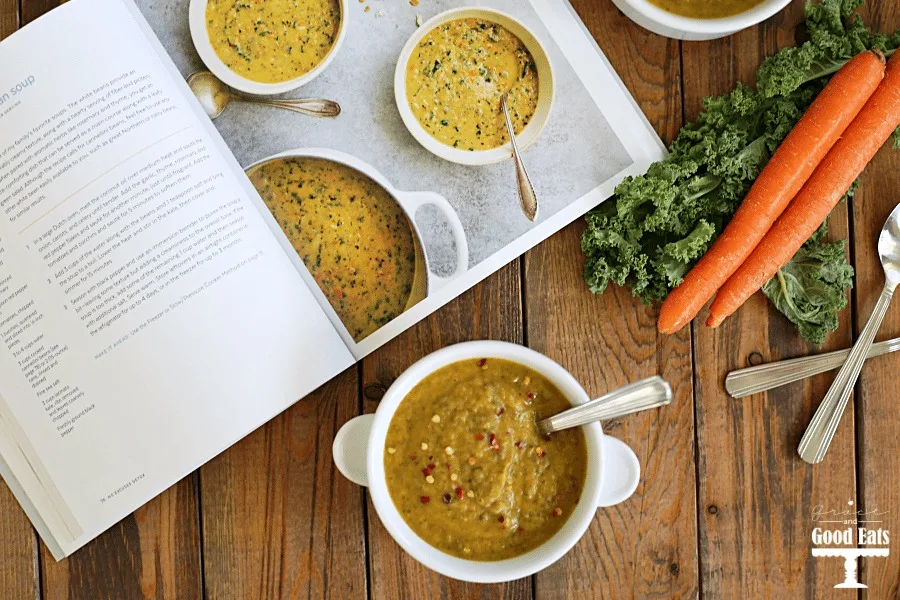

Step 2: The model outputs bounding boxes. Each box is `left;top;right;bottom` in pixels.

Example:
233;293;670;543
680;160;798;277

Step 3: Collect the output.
385;358;587;560
206;0;341;84
249;158;417;342
406;18;540;151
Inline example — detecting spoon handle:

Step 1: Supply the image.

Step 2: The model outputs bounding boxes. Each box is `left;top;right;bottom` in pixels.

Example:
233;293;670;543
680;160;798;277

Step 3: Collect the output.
238;97;342;118
798;283;895;464
725;336;900;398
500;95;538;221
538;376;672;435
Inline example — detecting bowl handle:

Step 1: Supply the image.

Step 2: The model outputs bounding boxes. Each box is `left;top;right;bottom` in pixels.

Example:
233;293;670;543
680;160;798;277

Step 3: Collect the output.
597;436;640;508
333;414;375;487
401;191;469;292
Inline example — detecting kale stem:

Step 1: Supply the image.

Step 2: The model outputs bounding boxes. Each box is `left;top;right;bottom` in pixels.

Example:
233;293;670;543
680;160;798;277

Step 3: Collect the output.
803;47;897;87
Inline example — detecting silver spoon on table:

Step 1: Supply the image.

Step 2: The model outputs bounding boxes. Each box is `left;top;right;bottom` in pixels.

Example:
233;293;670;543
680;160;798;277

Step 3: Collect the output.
500;91;538;222
537;376;672;435
726;336;900;399
798;202;900;464
187;70;341;120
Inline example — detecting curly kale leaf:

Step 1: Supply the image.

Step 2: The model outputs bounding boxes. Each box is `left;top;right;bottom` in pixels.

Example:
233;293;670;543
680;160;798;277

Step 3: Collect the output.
763;222;853;344
582;83;816;303
756;0;899;98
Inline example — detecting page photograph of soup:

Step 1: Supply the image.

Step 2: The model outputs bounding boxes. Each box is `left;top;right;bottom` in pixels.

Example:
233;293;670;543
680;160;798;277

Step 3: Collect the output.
405;17;540;152
247;155;426;343
149;0;663;353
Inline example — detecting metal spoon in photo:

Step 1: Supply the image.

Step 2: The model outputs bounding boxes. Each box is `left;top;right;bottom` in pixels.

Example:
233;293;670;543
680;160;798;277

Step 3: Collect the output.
500;91;539;221
187;70;341;120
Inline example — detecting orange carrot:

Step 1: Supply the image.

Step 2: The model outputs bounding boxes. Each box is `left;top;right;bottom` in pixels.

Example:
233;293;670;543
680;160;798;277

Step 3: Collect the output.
707;51;900;328
657;50;886;334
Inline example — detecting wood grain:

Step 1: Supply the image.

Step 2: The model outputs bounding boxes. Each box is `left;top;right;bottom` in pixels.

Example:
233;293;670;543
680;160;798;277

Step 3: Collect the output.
850;4;900;596
685;1;858;597
41;476;202;600
0;2;41;597
526;2;696;598
200;368;367;600
362;262;528;600
0;481;38;600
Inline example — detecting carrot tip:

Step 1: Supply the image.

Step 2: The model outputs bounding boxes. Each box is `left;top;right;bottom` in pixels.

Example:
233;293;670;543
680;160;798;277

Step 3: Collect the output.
705;314;722;328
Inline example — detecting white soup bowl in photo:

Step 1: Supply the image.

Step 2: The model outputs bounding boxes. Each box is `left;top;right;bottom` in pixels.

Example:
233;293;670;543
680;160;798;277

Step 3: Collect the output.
610;0;792;41
188;0;349;95
395;7;555;166
332;341;641;582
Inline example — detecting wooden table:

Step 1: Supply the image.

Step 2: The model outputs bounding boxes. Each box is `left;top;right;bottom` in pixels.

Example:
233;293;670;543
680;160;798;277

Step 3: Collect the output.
2;0;899;598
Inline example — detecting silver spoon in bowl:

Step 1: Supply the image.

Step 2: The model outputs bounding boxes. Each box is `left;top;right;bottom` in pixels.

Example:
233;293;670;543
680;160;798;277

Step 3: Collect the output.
187;70;341;120
798;202;900;464
537;376;672;436
500;91;539;222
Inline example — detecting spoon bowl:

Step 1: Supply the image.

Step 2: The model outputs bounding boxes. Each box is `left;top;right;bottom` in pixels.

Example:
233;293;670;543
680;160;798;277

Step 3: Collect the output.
879;204;900;284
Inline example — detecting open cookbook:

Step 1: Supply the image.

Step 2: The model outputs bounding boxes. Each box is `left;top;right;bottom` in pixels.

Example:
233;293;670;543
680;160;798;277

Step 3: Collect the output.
0;0;663;558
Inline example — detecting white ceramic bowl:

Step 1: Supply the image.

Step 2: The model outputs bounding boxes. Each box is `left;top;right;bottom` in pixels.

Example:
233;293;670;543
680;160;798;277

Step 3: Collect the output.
394;8;555;166
188;0;349;95
333;341;641;582
610;0;791;41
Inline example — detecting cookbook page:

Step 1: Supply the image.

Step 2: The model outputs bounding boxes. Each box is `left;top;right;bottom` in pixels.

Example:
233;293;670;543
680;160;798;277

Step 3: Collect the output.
0;0;353;557
140;0;665;358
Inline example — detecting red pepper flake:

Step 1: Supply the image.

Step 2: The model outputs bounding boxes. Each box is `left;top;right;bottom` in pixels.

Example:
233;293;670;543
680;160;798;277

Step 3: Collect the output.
535;447;546;458
553;507;563;517
420;496;431;504
427;463;436;470
475;433;485;441
518;527;526;534
442;493;452;504
409;455;417;461
477;358;487;368
489;434;501;451
514;441;525;449
498;515;505;523
526;392;535;400
422;467;432;477
455;487;464;500
497;408;505;416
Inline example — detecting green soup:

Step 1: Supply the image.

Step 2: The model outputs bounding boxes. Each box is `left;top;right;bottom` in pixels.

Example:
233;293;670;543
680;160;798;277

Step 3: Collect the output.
384;358;588;561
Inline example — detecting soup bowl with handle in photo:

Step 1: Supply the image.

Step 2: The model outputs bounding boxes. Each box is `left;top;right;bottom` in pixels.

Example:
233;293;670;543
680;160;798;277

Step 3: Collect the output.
244;148;469;340
395;7;555;167
332;341;657;582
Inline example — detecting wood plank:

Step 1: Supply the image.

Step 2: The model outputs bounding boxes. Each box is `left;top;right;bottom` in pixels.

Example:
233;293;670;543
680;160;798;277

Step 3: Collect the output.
529;1;696;597
0;4;41;598
851;3;900;595
362;263;528;600
200;368;367;600
685;1;857;596
20;0;57;25
41;477;202;600
0;481;38;600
